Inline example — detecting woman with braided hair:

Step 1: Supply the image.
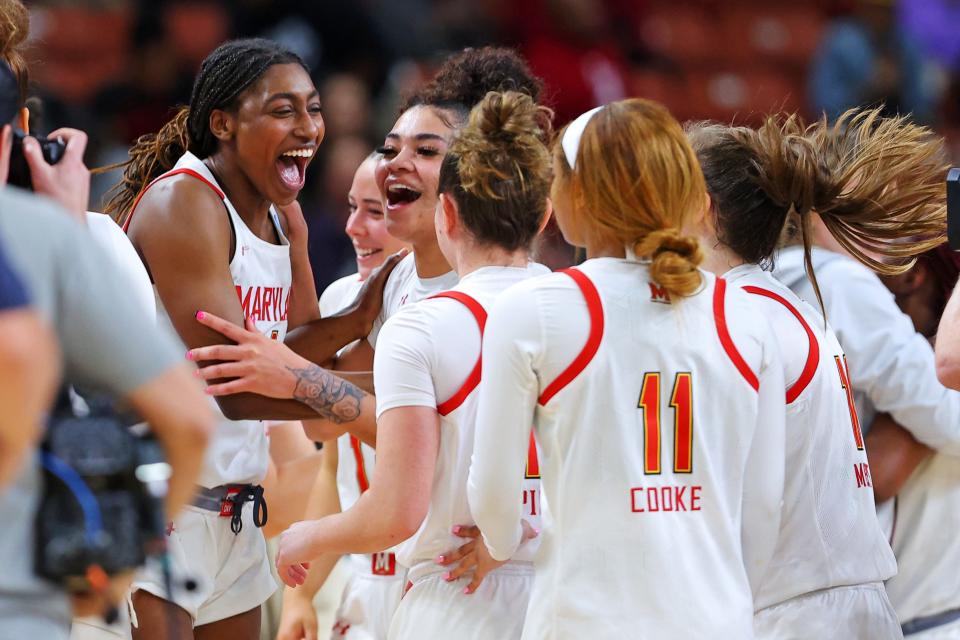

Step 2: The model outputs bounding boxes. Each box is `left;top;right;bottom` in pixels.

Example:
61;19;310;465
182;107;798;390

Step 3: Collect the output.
103;38;392;640
686;108;948;637
181;46;550;640
188;46;545;445
178;45;546;425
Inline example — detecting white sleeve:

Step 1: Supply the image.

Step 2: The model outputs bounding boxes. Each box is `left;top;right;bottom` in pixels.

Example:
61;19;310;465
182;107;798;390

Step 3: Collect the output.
367;260;406;348
468;285;542;561
373;308;437;418
825;262;960;454
740;324;786;597
85;212;156;319
367;312;385;349
318;281;340;317
319;276;354;317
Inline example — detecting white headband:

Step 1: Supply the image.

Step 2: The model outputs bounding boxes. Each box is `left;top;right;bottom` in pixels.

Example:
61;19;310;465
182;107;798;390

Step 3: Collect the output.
561;105;605;170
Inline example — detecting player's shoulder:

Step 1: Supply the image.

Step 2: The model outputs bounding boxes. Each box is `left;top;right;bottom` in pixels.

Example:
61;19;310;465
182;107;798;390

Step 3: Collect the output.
319;272;362;316
807;253;897;321
85;211;132;253
379;253;417;303
815;251;879;284
411;286;485;332
387;252;418;284
715;276;778;365
779;247;882;295
377;297;447;361
130;175;229;255
504;265;575;294
448;262;551;301
323;272;362;297
136;170;224;218
486;265;603;326
526;261;552;277
85;210;122;233
723;280;774;331
732;267;825;332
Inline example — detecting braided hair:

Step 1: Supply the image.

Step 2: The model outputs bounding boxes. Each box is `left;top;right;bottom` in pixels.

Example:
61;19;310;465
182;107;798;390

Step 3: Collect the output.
103;38;306;222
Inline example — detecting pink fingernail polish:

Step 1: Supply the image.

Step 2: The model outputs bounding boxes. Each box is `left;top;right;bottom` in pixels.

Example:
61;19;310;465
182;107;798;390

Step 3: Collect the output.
435;555;444;564
463;587;470;594
185;351;194;360
452;526;461;534
196;311;205;320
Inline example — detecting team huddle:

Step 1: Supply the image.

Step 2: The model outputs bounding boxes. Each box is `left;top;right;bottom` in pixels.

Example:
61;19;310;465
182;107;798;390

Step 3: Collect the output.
48;35;956;640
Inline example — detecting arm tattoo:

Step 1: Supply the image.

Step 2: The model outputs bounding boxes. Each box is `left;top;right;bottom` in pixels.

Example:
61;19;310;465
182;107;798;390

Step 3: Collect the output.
288;364;364;423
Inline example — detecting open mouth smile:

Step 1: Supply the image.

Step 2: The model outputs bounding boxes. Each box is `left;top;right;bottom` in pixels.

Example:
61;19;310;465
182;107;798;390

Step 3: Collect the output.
276;147;315;190
385;183;422;208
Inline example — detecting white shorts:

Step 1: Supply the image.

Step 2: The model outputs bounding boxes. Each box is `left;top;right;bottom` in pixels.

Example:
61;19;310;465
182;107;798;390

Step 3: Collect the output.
388;562;532;640
131;503;276;626
331;568;406;640
69;609;131;640
70;601;132;640
754;582;902;639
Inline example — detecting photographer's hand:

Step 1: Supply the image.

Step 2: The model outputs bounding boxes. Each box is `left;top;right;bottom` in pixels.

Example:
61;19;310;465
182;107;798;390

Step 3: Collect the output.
24;127;90;221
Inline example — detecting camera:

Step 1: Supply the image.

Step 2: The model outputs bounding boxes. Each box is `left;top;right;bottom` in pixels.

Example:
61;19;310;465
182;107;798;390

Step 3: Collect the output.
34;388;168;597
7;129;66;191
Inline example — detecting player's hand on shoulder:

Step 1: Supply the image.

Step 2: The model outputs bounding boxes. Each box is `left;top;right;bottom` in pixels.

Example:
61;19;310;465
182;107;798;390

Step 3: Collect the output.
188;310;312;399
437;521;538;594
339;249;408;335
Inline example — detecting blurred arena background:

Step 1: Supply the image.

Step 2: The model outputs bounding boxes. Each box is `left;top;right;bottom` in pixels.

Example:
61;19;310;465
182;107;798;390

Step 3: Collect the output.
20;0;960;290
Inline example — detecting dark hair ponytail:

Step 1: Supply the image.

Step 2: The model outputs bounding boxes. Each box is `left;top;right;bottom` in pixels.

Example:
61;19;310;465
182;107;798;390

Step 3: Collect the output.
102;38;306;223
687;107;947;314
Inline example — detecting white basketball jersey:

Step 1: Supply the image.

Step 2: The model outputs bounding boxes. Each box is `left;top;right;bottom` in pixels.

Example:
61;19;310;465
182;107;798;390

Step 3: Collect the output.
469;258;787;639
374;264;548;578
885;448;960;623
130;151;291;488
724;265;897;610
367;253;458;348
327;258;458;578
320;273;402;578
318;272;362;318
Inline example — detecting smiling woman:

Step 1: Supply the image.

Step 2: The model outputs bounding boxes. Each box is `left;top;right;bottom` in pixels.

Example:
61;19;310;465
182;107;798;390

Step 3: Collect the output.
375;109;450;250
105;43;321;221
97;38;380;640
344;153;407;280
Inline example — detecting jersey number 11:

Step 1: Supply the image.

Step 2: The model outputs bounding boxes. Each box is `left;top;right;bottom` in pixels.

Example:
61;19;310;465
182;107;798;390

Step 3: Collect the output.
638;372;693;475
